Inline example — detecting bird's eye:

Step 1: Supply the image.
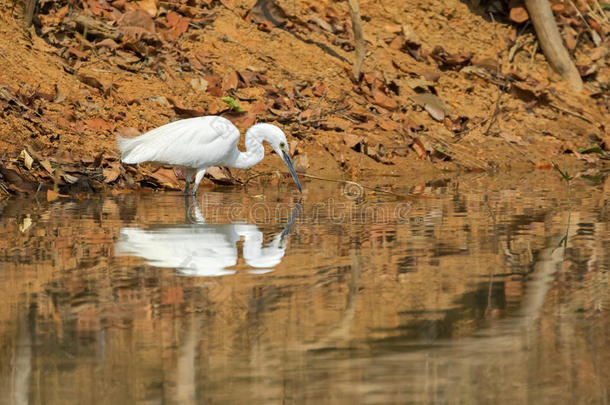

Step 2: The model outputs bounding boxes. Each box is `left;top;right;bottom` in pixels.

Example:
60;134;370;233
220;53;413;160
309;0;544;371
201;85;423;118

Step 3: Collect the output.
279;142;285;149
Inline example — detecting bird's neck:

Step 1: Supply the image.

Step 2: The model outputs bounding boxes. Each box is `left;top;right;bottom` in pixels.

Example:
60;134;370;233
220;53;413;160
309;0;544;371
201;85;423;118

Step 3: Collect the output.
231;126;265;169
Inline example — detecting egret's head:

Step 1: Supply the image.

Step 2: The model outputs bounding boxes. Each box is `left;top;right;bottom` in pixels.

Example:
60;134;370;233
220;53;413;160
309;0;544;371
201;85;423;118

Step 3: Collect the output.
256;123;302;193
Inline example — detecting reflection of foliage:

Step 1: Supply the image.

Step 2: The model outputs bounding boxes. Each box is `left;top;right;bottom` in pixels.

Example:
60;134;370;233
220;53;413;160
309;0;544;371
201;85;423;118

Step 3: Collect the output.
552;162;572;255
552;161;573;184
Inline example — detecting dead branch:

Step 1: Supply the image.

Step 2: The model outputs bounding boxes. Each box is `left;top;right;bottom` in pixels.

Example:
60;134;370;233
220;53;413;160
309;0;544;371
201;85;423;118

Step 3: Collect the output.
346;0;365;81
549;102;594;123
524;0;583;91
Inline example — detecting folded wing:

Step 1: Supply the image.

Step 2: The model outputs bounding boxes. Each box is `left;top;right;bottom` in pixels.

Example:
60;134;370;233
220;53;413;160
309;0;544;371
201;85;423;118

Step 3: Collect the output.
117;116;240;168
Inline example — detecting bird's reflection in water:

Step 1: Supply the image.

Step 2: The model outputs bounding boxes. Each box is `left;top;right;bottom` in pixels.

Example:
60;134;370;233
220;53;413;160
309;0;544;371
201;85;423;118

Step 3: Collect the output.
115;196;300;277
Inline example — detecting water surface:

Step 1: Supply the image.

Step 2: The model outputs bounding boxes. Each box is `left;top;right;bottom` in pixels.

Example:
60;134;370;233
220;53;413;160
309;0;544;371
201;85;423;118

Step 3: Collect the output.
0;172;608;404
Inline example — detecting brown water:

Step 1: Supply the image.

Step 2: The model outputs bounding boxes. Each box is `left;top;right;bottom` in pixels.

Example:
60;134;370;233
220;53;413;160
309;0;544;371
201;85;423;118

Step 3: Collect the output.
0;172;608;405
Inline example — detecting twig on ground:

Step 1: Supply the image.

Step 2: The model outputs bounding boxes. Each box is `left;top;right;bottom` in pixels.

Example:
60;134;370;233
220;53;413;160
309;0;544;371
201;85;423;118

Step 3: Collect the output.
591;1;609;24
568;0;601;45
549;103;594;124
484;86;504;136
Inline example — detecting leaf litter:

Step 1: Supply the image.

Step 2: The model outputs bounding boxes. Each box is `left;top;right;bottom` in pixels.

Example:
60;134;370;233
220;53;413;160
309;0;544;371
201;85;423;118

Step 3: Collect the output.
0;0;607;196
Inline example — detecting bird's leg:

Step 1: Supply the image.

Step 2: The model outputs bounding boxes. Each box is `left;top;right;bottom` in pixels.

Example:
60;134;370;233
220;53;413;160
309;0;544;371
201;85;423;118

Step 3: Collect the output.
190;169;206;196
184;194;206;223
184;169;195;195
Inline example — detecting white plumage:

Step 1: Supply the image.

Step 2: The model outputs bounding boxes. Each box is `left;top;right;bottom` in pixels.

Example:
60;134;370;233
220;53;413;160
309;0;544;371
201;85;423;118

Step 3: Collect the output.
117;116;302;194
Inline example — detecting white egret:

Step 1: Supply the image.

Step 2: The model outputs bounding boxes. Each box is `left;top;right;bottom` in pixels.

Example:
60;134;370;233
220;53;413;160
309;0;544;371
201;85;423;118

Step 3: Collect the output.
117;116;302;195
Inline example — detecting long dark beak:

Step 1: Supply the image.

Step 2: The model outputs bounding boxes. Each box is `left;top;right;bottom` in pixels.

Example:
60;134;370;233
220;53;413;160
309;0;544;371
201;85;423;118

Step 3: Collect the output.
281;150;302;192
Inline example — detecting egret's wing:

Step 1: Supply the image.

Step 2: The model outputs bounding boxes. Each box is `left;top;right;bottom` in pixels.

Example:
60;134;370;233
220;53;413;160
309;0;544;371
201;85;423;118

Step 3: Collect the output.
118;116;240;168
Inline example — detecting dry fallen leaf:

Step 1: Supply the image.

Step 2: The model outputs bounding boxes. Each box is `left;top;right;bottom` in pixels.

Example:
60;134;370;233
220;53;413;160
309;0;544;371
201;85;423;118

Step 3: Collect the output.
388;35;405;50
164;11;190;41
247;0;288;27
20;149;34;170
238;70;267;87
377;119;399;131
343;133;363;149
353;121;376;131
85;117;114;131
167;96;205;118
562;26;578;50
413;93;450;122
509;7;529;23
404;78;436;90
40;159;54;175
368;87;399;111
412;137;428;159
321;116;350;131
224;100;267;128
96;38;120;50
67;47;89;59
149;167;181;189
205;74;223;97
419;70;441;82
221;71;239;92
118;10;156;33
444;116;469;133
136;0;157;17
206;167;238;185
0;166;34;192
190;77;208;92
60;172;79;184
77;74;110;93
430;46;472;69
103;163;122;183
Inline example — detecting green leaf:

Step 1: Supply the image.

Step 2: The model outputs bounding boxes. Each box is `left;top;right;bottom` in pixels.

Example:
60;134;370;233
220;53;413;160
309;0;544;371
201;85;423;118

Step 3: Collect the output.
576;146;604;154
433;144;449;155
600;3;610;10
221;97;244;112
